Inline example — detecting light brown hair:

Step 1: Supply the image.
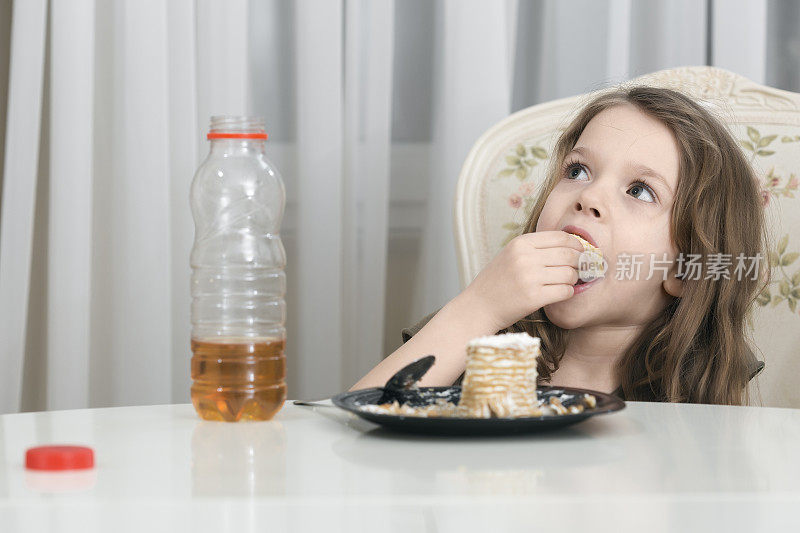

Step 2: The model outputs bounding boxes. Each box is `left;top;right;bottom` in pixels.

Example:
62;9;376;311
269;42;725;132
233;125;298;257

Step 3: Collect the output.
504;85;770;405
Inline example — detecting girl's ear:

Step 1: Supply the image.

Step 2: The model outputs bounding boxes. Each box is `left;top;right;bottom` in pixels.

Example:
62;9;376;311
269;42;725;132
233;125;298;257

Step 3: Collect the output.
663;263;684;298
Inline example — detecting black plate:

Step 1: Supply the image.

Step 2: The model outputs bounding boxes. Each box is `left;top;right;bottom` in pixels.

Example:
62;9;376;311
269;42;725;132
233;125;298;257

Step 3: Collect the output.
331;385;625;436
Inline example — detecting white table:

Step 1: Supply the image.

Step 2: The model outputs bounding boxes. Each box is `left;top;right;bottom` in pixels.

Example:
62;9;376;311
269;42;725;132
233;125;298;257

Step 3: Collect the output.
1;400;799;532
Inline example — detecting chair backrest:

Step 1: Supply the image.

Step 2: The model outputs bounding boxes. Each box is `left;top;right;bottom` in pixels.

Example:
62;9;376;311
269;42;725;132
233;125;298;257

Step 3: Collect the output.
453;66;800;408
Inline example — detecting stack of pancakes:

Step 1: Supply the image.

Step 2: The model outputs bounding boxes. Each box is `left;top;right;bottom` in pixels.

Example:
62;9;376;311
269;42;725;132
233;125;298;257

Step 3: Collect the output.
458;333;542;418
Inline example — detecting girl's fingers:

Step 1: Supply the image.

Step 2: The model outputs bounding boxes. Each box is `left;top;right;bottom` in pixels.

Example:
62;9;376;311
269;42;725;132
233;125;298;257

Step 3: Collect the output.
519;230;585;252
538;247;582;267
542;265;579;286
536;283;575;305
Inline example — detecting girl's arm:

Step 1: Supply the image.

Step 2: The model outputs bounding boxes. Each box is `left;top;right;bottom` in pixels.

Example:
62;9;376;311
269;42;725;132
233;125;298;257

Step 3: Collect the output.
348;292;498;390
348;230;585;391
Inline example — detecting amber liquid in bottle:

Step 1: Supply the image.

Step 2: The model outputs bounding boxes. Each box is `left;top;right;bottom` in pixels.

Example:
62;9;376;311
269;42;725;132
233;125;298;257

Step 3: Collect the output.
191;337;287;422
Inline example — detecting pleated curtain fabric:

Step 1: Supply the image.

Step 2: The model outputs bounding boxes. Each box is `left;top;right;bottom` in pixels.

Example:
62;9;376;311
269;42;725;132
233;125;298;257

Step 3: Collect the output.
0;0;786;412
0;0;397;410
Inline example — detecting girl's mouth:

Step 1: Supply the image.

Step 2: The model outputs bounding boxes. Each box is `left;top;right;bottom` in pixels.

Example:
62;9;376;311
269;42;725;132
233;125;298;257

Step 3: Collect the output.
573;276;601;294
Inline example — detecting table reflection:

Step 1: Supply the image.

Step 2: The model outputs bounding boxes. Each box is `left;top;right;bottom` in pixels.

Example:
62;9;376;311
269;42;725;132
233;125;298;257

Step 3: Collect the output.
191;420;286;497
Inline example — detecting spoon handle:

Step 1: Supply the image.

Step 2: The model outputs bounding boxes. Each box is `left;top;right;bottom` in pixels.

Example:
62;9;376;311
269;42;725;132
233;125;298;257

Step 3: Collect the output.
292;399;333;408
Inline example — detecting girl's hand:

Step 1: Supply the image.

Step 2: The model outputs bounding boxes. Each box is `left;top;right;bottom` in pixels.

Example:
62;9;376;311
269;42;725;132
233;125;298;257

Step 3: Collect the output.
459;231;585;331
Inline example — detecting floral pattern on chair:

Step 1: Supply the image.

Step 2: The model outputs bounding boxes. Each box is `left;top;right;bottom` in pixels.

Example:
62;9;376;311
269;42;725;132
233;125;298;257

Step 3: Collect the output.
742;126;800;317
496;142;549;181
495;142;551;247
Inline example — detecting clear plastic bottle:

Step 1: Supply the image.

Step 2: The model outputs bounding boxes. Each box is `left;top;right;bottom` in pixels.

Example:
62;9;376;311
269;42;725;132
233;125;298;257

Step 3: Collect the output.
190;116;287;422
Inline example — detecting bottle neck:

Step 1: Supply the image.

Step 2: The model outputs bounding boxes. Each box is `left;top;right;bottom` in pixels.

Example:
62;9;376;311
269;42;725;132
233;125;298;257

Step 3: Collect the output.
208;138;267;156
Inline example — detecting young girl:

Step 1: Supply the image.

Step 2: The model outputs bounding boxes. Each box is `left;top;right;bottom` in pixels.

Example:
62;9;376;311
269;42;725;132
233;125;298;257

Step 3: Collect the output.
351;85;770;405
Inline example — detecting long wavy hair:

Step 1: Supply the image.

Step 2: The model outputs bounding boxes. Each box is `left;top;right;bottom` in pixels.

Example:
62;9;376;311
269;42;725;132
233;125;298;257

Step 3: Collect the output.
503;85;770;405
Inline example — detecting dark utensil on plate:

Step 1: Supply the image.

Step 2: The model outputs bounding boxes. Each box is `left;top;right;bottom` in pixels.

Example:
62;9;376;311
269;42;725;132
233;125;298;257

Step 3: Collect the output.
375;355;436;405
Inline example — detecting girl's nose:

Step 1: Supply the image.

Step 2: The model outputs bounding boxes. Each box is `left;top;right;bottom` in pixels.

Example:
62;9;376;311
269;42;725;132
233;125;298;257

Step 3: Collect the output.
574;188;604;218
574;200;602;218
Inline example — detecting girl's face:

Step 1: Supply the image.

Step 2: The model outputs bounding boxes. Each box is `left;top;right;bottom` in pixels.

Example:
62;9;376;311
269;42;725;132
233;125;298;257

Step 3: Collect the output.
536;103;682;329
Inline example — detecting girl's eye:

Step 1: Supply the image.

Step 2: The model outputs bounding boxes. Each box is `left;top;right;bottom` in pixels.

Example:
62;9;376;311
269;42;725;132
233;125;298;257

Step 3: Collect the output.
564;162;588;181
563;159;658;204
627;182;656;203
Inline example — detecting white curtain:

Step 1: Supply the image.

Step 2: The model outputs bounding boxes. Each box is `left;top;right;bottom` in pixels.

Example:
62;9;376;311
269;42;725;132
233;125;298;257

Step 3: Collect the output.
0;0;793;413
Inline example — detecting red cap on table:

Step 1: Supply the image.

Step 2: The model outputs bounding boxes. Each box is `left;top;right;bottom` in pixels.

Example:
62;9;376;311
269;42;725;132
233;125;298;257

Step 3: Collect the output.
25;446;94;471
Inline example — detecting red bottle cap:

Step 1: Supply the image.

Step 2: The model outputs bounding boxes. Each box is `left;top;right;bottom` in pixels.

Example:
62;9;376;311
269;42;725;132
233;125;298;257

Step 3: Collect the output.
206;132;268;140
25;445;94;471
